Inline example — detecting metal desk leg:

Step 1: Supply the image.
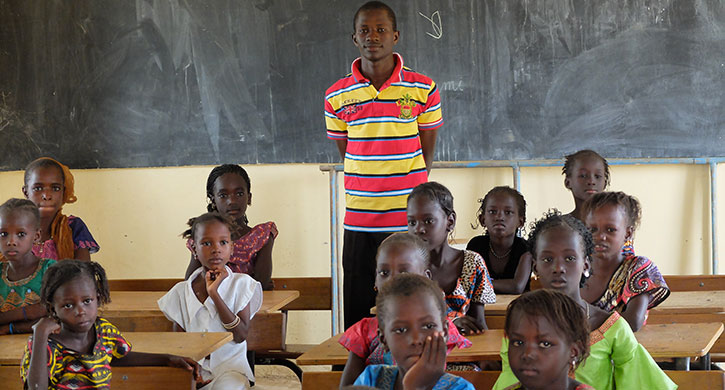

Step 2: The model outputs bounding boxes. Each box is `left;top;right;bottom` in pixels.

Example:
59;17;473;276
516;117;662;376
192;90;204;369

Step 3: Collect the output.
674;357;690;371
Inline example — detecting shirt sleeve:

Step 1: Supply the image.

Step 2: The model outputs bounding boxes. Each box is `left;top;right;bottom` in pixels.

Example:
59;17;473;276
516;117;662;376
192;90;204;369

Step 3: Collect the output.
21;336;61;387
621;256;671;309
470;252;496;305
611;318;677;389
231;274;263;319
339;318;373;359
157;283;187;328
353;364;383;386
445;318;472;353
98;319;132;359
492;337;519;390
68;216;100;254
417;80;443;131
325;98;348;140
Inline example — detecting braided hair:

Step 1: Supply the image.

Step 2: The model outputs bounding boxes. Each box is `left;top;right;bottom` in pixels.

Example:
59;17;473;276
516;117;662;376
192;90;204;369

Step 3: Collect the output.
40;260;110;315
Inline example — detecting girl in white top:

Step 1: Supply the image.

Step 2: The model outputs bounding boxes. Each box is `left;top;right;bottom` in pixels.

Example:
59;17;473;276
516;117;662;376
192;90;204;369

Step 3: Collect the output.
158;212;262;389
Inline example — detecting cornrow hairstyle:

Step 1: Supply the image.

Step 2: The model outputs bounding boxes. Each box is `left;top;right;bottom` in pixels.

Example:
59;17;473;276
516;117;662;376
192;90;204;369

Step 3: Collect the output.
562;149;611;188
472;186;527;231
528;209;594;287
353;1;397;32
40;260;110;315
505;289;590;370
205;164;251;225
582;191;642;231
376;273;446;331
407;182;456;218
377;233;431;269
24;157;77;259
182;212;243;243
0;198;41;229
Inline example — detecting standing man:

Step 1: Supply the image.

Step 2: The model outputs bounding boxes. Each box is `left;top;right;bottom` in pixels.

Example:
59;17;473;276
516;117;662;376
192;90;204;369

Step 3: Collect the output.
324;1;443;328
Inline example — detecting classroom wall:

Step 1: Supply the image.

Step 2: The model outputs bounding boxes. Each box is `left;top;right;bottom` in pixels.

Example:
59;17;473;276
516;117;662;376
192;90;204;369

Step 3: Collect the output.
0;162;721;344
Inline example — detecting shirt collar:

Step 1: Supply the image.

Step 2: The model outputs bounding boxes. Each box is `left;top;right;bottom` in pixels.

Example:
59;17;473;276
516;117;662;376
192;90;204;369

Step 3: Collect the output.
351;52;404;85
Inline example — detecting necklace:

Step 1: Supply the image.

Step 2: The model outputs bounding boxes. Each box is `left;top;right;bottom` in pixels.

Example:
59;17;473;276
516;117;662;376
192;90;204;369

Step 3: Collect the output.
488;240;512;259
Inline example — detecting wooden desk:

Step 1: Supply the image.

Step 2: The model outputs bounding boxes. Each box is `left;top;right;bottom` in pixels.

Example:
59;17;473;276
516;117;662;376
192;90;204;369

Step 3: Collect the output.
0;332;231;365
650;291;725;315
486;291;725;318
296;323;723;369
104;290;300;316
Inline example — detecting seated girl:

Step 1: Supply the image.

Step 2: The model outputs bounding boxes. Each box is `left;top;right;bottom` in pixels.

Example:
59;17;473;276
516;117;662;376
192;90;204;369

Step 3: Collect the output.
0;199;56;334
467;186;532;294
580;191;670;331
159;212;263;389
354;273;475;390
493;210;676;390
407;182;496;335
21;157;99;260
22;260;199;389
339;233;471;387
503;289;593;390
185;164;276;290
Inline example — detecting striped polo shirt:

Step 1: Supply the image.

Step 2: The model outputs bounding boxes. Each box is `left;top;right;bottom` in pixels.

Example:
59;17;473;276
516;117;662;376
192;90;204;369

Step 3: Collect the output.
324;53;443;232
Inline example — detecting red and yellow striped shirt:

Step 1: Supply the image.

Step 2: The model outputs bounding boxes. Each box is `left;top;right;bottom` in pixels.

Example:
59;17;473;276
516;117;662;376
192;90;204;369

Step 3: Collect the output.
325;54;443;232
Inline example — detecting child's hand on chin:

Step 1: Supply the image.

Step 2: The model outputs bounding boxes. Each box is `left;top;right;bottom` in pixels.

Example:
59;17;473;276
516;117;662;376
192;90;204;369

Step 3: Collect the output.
402;331;446;390
32;317;61;337
205;267;229;295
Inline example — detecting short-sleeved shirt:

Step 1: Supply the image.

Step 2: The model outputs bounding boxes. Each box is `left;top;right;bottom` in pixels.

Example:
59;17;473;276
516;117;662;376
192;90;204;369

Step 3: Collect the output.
325;53;443;232
0;258;56;312
354;365;474;390
339;316;471;365
20;318;131;389
158;266;263;382
593;244;670;312
186;221;276;276
446;250;496;320
32;215;100;260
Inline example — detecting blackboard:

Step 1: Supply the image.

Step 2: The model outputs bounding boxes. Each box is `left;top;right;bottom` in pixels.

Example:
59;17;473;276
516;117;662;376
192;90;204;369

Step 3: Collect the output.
1;0;723;170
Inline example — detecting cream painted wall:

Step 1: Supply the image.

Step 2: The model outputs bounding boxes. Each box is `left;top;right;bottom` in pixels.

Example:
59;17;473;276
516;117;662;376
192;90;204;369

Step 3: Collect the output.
0;162;721;343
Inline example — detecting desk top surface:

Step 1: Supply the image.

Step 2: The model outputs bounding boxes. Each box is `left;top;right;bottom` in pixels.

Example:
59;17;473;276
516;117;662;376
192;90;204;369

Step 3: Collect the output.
104;290;299;315
296;322;723;365
486;291;725;316
0;332;231;365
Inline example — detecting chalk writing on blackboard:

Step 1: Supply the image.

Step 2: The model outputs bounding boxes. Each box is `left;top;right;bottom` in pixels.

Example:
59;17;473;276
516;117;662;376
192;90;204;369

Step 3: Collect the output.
418;11;442;39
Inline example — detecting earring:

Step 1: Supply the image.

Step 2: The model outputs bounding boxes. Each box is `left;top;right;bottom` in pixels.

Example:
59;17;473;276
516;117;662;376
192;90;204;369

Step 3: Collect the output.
570;357;577;374
532;273;538;280
373;286;378;292
583;269;590;278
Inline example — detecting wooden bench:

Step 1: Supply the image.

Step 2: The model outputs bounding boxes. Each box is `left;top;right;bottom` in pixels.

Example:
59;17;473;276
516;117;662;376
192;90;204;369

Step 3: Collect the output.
664;275;725;292
0;366;194;390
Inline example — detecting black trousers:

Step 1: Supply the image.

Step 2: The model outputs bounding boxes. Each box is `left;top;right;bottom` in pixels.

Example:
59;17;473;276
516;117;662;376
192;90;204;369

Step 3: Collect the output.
342;230;392;329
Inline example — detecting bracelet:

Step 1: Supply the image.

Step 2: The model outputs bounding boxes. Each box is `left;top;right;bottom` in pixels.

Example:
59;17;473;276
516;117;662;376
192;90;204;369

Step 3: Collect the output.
8;322;15;334
222;316;241;330
22;307;28;321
